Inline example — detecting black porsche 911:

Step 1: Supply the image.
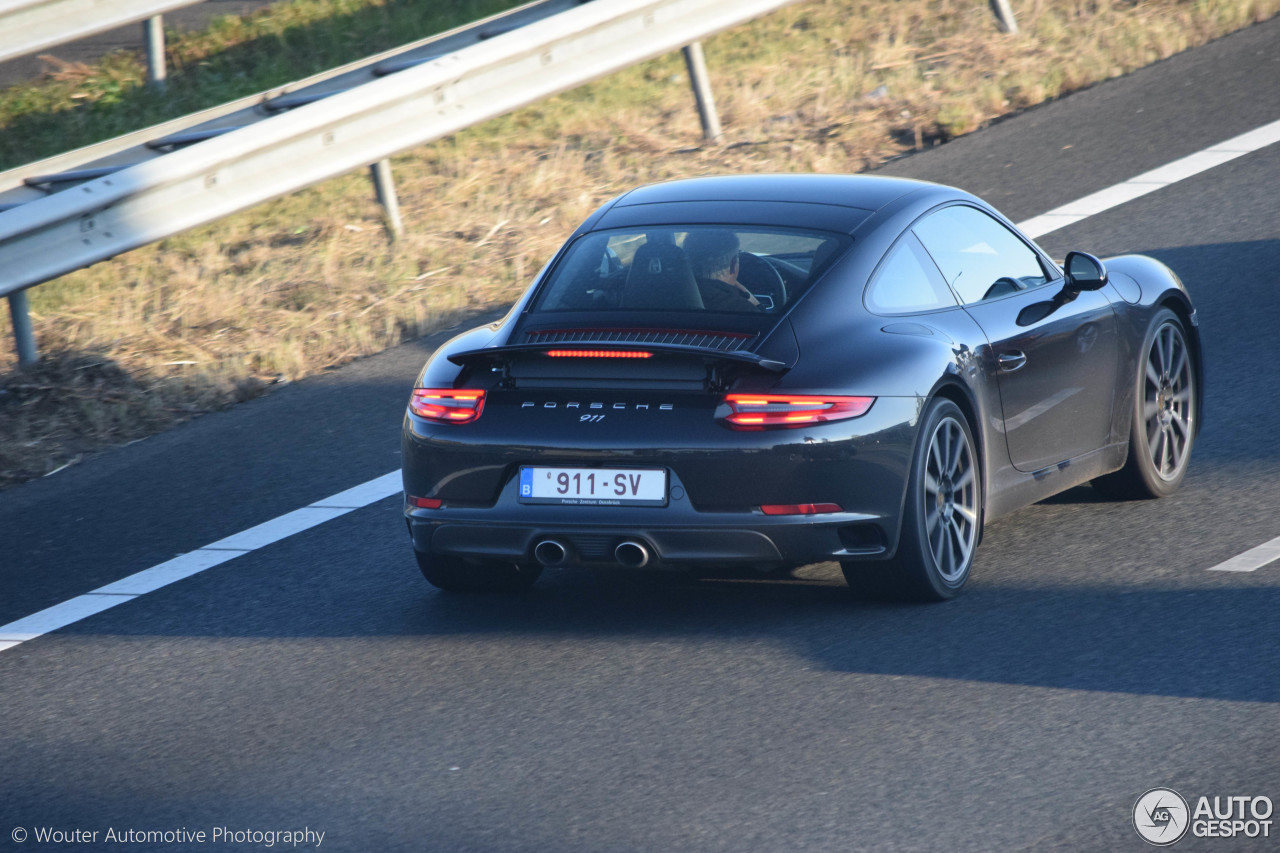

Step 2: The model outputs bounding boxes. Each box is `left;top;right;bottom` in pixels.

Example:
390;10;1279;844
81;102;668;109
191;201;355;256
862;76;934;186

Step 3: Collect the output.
401;174;1201;600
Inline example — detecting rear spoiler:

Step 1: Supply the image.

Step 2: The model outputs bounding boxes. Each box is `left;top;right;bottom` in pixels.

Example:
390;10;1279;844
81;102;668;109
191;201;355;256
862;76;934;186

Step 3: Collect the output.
447;342;790;372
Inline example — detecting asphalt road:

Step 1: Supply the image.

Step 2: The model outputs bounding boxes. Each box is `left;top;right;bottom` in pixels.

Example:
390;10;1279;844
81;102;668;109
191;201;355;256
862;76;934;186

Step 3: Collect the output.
2;16;1279;852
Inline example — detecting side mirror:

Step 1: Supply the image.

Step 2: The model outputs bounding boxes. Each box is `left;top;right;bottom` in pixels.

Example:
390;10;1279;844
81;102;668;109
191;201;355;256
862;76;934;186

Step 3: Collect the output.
1063;251;1108;292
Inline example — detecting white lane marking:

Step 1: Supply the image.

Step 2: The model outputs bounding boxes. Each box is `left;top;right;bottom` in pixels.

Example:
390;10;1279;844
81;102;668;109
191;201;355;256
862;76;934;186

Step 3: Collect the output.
0;593;139;643
203;506;356;550
312;471;402;508
1207;536;1280;573
1018;118;1280;238
0;475;402;648
4;121;1280;654
94;549;248;595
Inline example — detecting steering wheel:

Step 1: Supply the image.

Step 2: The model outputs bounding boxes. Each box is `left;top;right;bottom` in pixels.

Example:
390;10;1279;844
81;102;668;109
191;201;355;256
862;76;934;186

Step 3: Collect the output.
981;276;1027;301
736;252;787;311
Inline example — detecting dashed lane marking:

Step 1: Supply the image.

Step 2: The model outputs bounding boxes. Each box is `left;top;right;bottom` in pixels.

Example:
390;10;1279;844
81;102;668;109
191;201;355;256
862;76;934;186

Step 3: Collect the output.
1206;536;1280;573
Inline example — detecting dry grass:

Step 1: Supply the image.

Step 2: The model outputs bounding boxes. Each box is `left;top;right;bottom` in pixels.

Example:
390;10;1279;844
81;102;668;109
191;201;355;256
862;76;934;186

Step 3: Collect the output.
1;0;1277;488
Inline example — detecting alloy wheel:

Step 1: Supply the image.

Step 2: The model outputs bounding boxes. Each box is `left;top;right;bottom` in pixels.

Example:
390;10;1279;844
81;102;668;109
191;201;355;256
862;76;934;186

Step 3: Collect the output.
922;416;979;584
1143;321;1194;481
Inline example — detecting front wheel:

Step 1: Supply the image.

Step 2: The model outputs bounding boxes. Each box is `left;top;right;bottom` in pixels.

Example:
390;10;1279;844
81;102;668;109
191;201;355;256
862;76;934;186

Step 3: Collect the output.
415;550;542;593
843;398;981;601
1092;308;1197;500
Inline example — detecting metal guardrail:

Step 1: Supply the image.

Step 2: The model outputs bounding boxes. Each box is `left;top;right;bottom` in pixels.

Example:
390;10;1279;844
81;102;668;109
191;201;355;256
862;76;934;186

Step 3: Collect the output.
0;0;203;91
0;0;586;209
1;0;794;363
0;0;196;64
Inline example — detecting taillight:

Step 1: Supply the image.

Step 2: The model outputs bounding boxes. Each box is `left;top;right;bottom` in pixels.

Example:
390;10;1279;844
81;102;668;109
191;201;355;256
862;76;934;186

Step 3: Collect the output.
409;389;485;423
407;496;442;509
719;394;874;429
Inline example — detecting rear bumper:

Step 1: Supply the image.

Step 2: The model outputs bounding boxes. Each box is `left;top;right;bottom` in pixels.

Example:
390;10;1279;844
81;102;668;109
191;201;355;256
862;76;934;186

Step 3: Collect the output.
409;520;890;568
407;497;894;570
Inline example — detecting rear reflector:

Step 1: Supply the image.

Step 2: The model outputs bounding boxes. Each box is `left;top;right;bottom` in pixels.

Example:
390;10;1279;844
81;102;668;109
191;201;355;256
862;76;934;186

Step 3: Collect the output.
760;503;844;516
720;394;874;429
409;389;485;423
408;496;442;509
545;349;652;359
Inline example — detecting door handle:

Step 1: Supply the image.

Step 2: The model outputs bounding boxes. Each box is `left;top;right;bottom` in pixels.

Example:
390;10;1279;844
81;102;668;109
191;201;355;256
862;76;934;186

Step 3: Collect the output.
998;351;1027;372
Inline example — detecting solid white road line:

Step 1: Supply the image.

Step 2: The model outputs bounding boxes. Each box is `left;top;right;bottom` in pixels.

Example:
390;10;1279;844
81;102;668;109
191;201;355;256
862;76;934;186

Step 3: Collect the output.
3;121;1280;654
0;471;402;648
94;549;248;596
1018;118;1280;239
1206;536;1280;573
203;506;357;551
0;593;137;643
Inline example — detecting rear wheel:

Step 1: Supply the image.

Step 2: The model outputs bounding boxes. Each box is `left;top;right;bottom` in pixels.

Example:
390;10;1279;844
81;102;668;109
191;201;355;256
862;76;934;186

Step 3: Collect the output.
1092;308;1196;500
414;550;542;593
843;398;981;601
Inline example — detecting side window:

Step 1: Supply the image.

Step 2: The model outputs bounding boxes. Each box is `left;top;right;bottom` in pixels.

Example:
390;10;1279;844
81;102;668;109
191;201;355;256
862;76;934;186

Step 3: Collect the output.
913;205;1051;305
865;233;956;315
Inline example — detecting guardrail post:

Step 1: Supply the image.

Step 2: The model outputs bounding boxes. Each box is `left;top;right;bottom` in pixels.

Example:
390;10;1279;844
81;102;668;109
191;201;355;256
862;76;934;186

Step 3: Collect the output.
8;290;38;367
681;41;721;143
989;0;1018;34
144;15;167;90
369;159;404;240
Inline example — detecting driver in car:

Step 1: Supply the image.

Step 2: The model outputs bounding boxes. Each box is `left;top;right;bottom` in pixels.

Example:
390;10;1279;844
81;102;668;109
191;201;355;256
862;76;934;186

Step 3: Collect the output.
683;230;764;312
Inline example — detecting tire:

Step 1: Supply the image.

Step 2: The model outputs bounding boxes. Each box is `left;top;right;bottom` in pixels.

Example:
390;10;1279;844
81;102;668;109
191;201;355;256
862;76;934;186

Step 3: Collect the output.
843;398;981;602
1092;308;1197;500
414;550;542;593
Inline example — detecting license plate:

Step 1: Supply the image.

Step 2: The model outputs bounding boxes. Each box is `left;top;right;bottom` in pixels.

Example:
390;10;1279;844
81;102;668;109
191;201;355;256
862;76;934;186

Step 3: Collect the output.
518;467;667;506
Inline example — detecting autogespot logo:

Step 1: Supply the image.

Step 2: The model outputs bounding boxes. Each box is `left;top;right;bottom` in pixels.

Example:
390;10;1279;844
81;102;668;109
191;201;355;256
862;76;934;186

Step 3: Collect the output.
1134;788;1191;846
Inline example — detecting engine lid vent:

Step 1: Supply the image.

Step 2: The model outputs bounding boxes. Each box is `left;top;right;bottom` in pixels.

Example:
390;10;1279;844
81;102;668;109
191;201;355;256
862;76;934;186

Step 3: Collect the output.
524;327;754;352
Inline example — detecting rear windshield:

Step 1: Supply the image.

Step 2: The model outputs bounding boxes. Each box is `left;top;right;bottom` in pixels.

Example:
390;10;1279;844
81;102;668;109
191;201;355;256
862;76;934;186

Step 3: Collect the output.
530;225;851;317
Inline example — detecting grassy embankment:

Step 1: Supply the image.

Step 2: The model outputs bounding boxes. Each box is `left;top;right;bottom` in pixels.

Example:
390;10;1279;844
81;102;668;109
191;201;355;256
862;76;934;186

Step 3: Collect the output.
0;0;1276;487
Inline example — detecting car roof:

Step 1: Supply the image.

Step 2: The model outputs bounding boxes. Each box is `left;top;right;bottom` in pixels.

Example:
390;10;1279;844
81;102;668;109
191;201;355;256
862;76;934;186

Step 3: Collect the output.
613;173;934;209
589;174;947;234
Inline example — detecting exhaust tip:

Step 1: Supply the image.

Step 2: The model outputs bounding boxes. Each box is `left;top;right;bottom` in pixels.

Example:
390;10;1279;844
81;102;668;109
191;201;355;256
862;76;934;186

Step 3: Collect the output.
615;540;651;569
533;539;568;567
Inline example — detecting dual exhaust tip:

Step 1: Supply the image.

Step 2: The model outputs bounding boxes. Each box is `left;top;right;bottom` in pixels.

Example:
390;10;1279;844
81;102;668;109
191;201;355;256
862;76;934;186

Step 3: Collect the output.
533;538;650;568
614;540;650;569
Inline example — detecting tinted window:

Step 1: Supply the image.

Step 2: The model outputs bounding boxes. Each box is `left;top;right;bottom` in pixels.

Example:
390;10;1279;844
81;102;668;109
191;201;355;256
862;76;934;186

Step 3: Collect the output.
913;205;1050;305
532;226;850;316
865;234;956;315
